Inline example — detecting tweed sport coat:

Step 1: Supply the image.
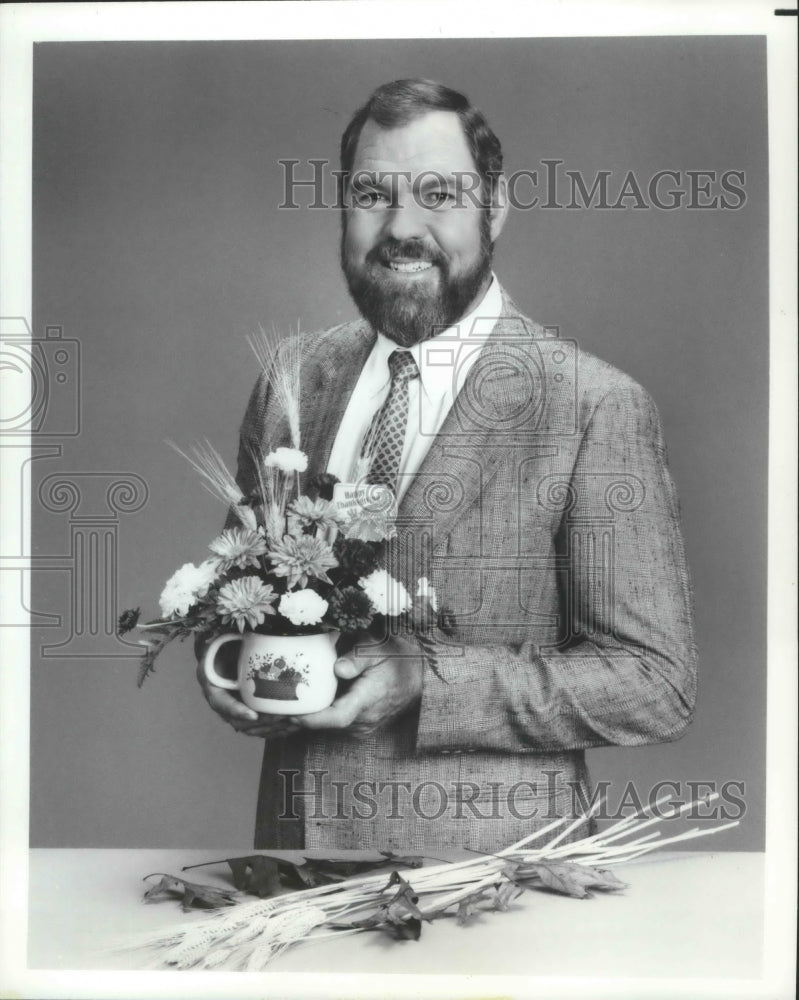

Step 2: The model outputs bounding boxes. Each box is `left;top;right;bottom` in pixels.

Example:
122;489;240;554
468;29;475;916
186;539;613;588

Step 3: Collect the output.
233;289;697;851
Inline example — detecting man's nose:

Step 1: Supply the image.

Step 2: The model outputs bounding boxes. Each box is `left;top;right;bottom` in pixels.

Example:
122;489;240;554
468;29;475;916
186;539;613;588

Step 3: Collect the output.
382;193;428;241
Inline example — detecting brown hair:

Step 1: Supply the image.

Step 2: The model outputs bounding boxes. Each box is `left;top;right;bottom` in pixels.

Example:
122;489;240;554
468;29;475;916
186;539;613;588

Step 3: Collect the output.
339;78;504;202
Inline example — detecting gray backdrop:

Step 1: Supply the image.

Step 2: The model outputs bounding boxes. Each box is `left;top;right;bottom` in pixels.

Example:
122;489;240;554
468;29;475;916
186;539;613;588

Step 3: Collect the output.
31;37;767;848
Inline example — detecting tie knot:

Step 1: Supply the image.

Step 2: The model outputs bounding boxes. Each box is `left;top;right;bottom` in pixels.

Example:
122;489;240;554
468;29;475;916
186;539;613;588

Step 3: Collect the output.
388;349;419;383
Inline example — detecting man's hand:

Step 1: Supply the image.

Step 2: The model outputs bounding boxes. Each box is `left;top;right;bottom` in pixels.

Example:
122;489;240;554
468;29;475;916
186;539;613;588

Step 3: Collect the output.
195;660;299;739
290;634;423;738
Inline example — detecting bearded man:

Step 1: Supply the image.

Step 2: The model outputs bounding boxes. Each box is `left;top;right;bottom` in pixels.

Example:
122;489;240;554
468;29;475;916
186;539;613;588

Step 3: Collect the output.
197;78;697;851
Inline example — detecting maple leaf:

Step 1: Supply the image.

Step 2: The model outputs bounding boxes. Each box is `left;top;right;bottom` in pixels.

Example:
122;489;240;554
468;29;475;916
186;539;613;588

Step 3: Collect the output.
142;873;238;911
523;861;627;899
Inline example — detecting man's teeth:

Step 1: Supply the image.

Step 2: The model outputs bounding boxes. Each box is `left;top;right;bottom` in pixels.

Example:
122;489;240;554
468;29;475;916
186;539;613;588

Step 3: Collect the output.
388;260;433;272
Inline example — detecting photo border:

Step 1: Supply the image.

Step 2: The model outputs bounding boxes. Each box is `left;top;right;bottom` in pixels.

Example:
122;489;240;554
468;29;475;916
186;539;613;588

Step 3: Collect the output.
1;2;795;998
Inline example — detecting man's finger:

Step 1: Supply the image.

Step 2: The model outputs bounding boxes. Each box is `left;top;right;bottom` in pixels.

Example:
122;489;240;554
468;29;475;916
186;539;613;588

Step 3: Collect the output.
196;660;258;723
206;687;259;722
334;651;391;679
290;689;360;730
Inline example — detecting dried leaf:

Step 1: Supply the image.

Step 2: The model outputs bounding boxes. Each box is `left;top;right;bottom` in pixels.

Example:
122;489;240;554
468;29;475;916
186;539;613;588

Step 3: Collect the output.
117;607;141;636
283;860;318;889
276;855;410;890
227;856;282;898
414;631;446;683
593;866;627;889
437;605;458;636
181;852;422;900
456;898;479;925
490;880;524;911
379;851;424;868
331;911;383;931
332;901;423;942
386;915;422;941
380;871;426;922
524;861;627;899
142;873;238;911
422;883;492;922
331;870;431;941
299;857;395;882
135;629;180;687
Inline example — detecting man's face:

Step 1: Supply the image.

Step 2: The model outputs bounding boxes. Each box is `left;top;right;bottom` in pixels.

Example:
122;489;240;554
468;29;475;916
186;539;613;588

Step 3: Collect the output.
341;110;506;347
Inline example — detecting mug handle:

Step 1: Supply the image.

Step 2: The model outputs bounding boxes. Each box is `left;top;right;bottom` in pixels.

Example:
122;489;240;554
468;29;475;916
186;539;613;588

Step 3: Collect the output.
203;633;242;690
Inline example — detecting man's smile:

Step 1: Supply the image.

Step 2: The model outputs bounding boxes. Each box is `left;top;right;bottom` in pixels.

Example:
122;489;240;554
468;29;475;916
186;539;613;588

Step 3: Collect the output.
383;259;435;274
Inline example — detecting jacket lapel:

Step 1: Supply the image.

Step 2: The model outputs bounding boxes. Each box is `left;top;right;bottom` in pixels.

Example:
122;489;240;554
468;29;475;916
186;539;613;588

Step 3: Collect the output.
299;320;375;480
396;293;540;560
296;297;541;583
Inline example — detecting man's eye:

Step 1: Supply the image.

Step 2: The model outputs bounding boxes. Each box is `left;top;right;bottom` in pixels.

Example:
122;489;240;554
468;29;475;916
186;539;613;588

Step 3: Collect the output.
424;190;455;208
353;190;389;208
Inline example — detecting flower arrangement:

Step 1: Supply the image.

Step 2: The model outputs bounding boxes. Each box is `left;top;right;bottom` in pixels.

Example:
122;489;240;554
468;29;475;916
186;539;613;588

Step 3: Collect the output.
120;329;443;687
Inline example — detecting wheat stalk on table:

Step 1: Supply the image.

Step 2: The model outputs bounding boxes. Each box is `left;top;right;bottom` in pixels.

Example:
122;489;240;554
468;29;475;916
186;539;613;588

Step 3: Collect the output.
121;793;737;971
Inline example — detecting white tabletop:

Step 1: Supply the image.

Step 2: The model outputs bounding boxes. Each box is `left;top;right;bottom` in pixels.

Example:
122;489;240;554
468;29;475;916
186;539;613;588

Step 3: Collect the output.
26;848;763;978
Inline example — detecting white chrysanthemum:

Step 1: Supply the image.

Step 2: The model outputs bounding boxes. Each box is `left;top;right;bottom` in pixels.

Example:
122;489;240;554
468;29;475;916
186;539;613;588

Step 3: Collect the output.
264;447;308;474
278;589;328;627
415;577;439;612
159;561;218;617
216;576;277;632
359;569;412;617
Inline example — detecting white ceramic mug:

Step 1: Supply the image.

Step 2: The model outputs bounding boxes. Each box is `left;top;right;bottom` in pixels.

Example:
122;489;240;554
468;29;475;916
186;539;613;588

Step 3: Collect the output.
203;630;339;715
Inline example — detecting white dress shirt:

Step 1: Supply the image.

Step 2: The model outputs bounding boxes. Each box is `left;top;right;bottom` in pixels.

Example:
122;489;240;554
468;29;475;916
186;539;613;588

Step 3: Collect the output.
326;275;503;501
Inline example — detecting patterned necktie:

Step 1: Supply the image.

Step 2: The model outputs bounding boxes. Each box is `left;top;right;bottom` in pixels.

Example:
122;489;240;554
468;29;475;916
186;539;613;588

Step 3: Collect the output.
361;349;420;494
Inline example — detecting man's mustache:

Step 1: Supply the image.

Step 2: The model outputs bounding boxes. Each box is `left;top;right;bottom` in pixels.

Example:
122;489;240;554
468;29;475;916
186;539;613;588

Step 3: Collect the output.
368;239;445;267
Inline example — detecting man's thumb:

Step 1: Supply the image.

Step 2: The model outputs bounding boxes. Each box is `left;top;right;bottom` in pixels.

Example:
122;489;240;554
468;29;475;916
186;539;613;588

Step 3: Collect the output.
334;656;364;680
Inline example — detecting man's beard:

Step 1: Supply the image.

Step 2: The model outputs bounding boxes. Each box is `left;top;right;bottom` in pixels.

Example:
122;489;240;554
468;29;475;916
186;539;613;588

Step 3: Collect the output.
340;217;493;348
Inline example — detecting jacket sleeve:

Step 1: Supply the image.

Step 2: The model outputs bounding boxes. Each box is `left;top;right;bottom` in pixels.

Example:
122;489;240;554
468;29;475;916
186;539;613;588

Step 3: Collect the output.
415;378;697;754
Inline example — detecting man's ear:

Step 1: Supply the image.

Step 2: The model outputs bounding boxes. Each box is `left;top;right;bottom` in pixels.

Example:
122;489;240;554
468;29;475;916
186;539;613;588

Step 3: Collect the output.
488;173;510;243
